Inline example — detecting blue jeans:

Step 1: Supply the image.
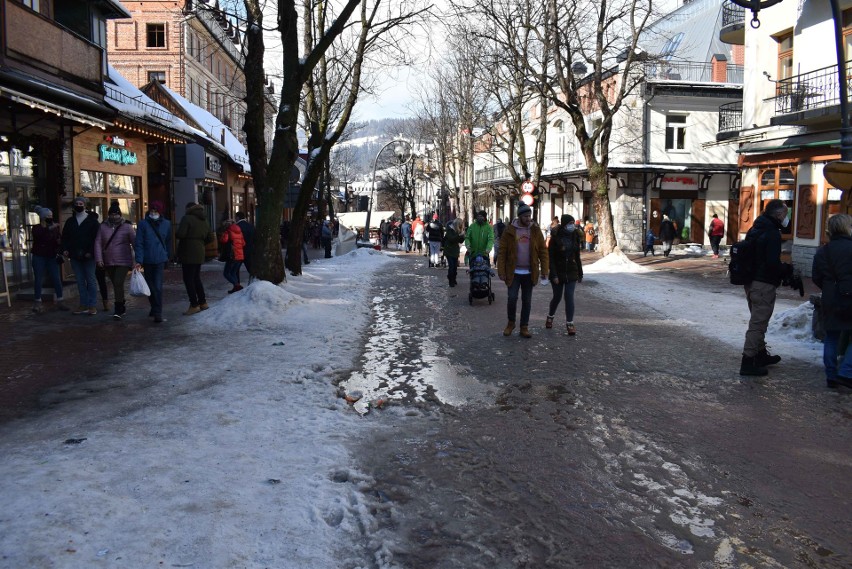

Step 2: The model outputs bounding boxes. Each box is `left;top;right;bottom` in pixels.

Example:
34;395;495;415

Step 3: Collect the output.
403;236;411;252
447;256;459;284
32;254;63;301
69;257;98;307
143;262;165;317
507;273;533;326
549;279;577;322
823;330;852;380
224;260;242;285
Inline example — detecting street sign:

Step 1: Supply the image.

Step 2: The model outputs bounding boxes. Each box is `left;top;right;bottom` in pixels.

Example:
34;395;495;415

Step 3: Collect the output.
521;181;534;193
520;193;535;206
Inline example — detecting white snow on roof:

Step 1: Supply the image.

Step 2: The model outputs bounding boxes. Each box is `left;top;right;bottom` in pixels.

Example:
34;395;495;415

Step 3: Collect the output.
160;83;251;173
104;66;205;140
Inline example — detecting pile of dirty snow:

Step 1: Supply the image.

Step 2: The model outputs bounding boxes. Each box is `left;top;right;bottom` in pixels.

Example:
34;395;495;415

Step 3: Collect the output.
193;280;302;330
584;248;652;274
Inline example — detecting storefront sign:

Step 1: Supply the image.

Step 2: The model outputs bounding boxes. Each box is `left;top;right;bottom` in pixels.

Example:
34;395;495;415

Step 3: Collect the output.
206;154;222;175
98;144;138;165
660;175;697;190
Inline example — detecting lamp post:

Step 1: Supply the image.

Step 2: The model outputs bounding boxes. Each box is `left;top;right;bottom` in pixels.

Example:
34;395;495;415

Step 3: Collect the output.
729;0;852;199
364;139;412;245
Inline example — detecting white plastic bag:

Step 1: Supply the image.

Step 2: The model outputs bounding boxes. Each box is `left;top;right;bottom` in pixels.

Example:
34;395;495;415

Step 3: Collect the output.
129;268;151;297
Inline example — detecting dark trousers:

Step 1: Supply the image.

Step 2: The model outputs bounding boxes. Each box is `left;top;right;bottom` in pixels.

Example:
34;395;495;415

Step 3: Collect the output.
322;237;332;258
549;279;577;322
104;265;130;304
224;260;242;285
710;235;722;256
447;256;459;285
182;263;206;307
507;273;533;326
143;262;165;317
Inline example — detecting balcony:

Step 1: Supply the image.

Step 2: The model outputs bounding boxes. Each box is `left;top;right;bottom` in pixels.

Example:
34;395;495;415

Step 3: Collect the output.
769;61;852;126
644;61;744;84
719;1;745;45
2;1;104;94
717;100;742;140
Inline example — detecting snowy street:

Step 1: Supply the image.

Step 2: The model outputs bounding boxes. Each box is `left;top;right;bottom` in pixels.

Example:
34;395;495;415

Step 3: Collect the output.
0;249;849;568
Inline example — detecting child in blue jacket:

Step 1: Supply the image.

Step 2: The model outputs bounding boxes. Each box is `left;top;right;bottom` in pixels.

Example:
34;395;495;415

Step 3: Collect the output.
644;228;656;257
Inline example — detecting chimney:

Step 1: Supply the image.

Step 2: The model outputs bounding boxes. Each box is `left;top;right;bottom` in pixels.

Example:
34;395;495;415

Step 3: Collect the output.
711;54;728;83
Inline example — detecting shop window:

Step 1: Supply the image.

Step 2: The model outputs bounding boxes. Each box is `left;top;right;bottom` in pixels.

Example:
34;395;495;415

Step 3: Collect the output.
758;166;796;237
20;0;39;10
79;171;140;223
843;9;852;62
147;23;165;48
665;115;687;151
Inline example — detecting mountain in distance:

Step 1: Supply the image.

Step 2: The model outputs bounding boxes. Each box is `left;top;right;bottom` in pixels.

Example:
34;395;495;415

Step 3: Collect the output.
332;117;419;179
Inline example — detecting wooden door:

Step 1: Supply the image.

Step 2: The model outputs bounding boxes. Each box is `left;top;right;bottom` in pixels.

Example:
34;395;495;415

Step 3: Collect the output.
691;198;706;245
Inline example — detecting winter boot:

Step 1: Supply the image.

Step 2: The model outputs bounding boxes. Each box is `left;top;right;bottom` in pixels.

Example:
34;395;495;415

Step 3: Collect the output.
113;301;126;320
32;300;43;314
566;322;576;336
102;298;110;311
739;355;768;376
183;305;201;316
503;321;515;336
55;298;69;311
755;347;781;367
519;325;532;338
545;316;554;329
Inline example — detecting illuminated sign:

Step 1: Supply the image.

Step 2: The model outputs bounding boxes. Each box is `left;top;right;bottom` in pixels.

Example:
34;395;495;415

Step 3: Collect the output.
206;154;222;175
98;144;137;165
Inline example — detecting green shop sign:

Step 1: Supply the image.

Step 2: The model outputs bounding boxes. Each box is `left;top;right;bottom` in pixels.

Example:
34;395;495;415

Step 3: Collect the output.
98;144;137;165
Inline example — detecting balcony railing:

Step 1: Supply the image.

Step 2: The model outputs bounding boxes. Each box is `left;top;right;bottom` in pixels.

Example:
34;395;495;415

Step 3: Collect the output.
721;1;745;27
104;84;177;123
770;61;852;115
644;61;744;84
718;100;743;133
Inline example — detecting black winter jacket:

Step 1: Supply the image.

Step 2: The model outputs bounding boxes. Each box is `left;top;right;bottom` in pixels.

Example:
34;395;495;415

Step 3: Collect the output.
548;225;583;282
61;212;100;261
812;235;852;331
746;213;785;287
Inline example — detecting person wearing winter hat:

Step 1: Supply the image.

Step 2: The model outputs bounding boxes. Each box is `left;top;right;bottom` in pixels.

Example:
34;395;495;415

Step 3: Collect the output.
496;202;548;338
464;210;494;266
61;196;101;315
30;207;69;313
95;202;136;320
546;214;583;335
135;200;172;323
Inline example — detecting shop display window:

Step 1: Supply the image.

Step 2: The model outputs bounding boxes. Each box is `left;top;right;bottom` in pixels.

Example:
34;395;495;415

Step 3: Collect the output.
758;166;796;238
79;170;141;223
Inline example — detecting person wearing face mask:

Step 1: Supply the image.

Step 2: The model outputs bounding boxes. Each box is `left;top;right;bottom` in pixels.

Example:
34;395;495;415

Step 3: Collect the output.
497;203;549;339
739;199;794;376
61;196;101;315
30;207;69;313
95;202;136;320
135;201;172;323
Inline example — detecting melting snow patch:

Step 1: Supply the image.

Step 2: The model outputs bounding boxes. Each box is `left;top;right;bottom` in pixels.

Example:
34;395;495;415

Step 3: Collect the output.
192;280;302;330
769;301;819;343
584;249;652;274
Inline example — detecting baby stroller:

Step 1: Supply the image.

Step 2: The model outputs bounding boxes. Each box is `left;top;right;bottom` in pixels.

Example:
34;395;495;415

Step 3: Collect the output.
468;254;495;305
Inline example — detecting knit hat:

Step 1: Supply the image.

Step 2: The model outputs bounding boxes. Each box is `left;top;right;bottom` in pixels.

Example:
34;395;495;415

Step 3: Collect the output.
517;203;532;217
73;196;86;206
108;202;121;216
561;214;575;226
149;200;164;213
38;208;53;220
477;210;486;218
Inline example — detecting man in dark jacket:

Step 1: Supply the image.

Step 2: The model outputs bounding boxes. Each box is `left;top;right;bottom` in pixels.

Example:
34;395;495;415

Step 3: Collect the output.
176;202;214;315
61;196;100;315
659;215;676;257
425;213;444;267
740;199;793;376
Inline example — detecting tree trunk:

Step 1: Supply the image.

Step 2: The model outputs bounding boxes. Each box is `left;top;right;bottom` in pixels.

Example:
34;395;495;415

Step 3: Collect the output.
588;161;617;255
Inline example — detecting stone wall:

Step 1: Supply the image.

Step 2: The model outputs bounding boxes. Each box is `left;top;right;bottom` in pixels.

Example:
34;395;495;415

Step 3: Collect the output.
792;244;818;278
615;192;644;251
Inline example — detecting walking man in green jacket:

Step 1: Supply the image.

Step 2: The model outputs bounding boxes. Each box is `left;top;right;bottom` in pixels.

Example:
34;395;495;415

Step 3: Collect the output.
464;210;494;266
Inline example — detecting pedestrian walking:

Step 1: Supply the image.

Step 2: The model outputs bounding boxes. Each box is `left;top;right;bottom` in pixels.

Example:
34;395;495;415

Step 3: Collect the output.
465;210;494;267
380;218;391;248
30;207;68;313
812;213;852;389
738;199;792;376
235;211;255;280
583;219;596;252
426;213;444;267
321;218;333;258
659;215;676;257
497;203;549;339
545;216;559;248
401;216;412;253
442;218;465;287
134;201;172;323
708;213;725;258
546;214;583;335
412;215;425;254
644;228;656;257
176;202;214;316
61;195;100;315
219;219;245;293
95;202;136;320
493;217;506;265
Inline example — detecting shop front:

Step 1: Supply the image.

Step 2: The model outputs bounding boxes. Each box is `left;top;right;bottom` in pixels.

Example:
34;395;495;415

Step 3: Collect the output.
649;174;705;245
0;147;41;288
73;130;147;223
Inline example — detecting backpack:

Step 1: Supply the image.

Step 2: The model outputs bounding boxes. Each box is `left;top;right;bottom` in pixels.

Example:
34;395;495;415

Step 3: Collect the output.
728;237;757;285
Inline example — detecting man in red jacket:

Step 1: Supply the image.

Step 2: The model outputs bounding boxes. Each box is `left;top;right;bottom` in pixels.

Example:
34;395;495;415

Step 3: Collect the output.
708;213;725;259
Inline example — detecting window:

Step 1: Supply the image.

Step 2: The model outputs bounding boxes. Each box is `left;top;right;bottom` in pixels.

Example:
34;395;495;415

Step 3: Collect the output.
665;115;687;151
21;0;39;11
759;166;796;237
776;32;793;86
661;32;684;61
843;10;852;62
147;23;166;48
148;71;165;84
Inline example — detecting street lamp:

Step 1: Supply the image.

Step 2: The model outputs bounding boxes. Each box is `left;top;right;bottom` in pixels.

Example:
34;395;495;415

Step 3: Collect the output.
363;139;412;245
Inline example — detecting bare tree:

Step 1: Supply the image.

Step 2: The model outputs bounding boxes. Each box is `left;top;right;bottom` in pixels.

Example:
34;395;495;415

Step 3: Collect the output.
241;0;428;282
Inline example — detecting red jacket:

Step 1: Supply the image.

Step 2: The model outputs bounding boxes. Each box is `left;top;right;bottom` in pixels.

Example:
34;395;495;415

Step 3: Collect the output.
220;223;245;261
709;217;724;237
